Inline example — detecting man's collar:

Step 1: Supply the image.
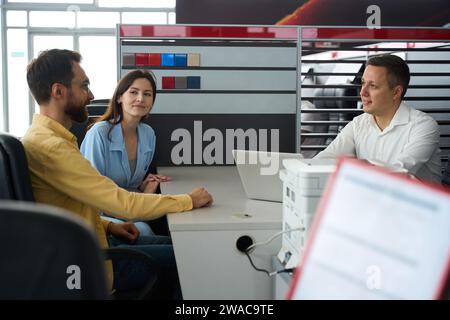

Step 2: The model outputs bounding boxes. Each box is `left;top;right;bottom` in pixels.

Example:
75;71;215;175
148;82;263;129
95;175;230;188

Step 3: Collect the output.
388;102;409;127
32;114;77;143
369;102;409;132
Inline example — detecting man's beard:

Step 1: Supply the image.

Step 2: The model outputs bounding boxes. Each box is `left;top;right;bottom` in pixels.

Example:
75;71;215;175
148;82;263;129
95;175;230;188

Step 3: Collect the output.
64;93;89;123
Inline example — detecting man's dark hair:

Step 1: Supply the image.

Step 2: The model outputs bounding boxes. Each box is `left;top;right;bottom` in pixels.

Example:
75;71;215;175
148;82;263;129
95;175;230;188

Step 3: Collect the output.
26;49;81;104
366;54;410;99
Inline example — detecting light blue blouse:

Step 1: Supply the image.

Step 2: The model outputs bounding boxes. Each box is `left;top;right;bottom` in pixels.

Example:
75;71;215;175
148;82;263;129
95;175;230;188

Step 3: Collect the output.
80;121;156;191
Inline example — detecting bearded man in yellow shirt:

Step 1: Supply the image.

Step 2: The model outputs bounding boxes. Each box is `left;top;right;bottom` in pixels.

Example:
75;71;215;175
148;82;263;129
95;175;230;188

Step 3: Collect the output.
22;49;213;298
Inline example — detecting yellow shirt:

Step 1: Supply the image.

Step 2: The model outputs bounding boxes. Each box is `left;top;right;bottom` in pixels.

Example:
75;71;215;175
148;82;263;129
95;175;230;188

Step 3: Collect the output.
22;114;193;290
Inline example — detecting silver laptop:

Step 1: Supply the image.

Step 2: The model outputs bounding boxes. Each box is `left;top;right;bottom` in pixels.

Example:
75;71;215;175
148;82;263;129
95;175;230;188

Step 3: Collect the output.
232;150;304;202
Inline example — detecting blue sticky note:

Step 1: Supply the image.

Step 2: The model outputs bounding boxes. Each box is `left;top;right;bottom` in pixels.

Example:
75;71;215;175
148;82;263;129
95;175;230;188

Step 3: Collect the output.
174;54;187;67
187;76;201;89
161;54;175;66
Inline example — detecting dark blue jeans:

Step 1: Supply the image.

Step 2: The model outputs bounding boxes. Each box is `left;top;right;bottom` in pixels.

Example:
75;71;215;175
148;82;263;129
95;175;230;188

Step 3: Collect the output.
109;235;182;300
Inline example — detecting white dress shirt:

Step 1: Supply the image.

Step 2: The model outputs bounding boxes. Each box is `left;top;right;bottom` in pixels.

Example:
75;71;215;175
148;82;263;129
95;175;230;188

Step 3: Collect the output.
315;102;442;183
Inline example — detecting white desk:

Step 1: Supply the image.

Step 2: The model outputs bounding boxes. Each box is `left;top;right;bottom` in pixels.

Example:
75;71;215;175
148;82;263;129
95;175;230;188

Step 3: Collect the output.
159;166;282;300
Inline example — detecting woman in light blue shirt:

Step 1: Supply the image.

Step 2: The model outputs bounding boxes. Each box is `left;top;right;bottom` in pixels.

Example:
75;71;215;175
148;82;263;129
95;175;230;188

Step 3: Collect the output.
81;70;184;298
81;70;169;237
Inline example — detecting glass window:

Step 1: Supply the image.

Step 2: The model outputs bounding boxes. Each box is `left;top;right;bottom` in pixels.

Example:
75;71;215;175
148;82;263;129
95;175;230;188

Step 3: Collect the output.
29;11;75;28
168;12;176;24
79;36;117;100
122;12;167;24
7;29;28;137
6;11;27;27
99;0;175;8
8;0;93;3
78;11;120;28
33;35;74;57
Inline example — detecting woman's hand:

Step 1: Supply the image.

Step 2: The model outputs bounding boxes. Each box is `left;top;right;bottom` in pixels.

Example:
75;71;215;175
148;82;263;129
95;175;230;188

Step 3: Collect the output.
139;174;171;193
147;174;171;183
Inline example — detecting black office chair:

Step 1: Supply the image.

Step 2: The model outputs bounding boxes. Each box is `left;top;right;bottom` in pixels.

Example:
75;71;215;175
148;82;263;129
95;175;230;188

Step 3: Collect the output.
442;155;450;187
0;201;109;299
0;133;35;201
0;146;15;200
312;86;348;145
70;99;109;147
0;132;158;300
312;80;361;146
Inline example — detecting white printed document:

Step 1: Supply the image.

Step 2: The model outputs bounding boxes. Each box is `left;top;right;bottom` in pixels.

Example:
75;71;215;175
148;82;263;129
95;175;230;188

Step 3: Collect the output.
288;157;450;300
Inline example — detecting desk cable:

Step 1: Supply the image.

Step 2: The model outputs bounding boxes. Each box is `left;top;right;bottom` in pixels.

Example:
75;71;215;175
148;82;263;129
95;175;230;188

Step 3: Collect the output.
242;227;304;277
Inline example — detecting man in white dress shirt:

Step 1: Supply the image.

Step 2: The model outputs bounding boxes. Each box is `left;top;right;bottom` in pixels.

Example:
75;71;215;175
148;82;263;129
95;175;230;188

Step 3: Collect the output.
315;54;442;183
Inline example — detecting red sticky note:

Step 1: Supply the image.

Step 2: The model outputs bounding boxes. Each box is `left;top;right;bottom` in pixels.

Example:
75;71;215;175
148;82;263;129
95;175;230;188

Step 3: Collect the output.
148;53;162;66
135;53;148;66
162;76;175;89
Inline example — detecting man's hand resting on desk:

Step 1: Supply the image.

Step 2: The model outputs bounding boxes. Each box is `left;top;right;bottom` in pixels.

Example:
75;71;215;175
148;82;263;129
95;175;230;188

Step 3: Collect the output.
189;187;213;208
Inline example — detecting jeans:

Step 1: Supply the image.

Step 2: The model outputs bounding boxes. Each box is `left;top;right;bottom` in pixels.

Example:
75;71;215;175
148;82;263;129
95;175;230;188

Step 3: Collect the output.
109;235;182;300
102;215;154;237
